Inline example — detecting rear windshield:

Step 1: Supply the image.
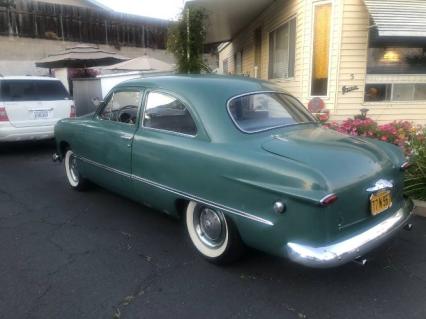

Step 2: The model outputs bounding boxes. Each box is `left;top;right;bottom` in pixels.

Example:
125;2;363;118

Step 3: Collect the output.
0;80;70;102
228;92;316;133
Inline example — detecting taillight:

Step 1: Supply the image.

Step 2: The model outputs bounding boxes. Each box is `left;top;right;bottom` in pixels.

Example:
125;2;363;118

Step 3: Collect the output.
0;107;9;122
400;161;411;171
320;193;338;206
70;105;76;118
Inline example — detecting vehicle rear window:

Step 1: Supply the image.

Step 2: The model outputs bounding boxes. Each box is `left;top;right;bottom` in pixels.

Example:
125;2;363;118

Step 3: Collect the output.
227;92;316;133
0;80;70;101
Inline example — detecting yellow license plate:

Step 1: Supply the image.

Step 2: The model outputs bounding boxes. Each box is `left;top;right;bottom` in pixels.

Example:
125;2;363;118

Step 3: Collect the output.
370;191;392;216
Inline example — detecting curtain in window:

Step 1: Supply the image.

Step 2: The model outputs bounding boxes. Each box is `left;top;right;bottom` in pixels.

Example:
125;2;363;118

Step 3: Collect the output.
311;3;331;95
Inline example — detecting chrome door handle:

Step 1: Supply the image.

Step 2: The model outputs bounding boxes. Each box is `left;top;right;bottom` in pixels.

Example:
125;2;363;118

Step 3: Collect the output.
120;135;133;140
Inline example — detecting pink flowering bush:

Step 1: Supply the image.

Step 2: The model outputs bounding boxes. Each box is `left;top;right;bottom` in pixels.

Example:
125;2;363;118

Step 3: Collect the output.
324;118;424;156
323;112;426;200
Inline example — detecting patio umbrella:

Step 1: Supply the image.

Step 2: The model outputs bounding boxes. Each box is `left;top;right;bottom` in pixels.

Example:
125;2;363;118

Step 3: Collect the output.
35;44;129;69
102;54;175;72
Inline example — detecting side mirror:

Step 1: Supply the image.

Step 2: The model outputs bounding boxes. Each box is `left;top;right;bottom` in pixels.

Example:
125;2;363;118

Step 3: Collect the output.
92;97;103;108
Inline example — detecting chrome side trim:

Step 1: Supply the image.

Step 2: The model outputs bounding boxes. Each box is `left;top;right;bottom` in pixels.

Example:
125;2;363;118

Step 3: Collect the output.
286;200;413;268
77;156;274;226
78;156;132;179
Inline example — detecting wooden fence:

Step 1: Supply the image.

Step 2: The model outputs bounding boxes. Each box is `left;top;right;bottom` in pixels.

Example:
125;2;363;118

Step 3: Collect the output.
0;0;169;49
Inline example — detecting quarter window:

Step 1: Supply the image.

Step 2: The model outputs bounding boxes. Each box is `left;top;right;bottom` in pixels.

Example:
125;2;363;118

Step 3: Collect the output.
99;91;141;124
143;92;197;136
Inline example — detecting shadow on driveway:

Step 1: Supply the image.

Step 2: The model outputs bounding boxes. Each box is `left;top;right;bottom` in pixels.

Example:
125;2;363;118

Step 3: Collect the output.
0;142;425;319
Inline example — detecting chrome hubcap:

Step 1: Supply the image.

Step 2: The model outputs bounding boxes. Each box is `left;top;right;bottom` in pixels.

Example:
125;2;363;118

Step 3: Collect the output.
69;154;79;183
194;207;226;248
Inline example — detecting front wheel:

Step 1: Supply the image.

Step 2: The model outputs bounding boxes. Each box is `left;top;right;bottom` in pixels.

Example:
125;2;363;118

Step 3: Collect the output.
64;149;88;191
185;201;245;264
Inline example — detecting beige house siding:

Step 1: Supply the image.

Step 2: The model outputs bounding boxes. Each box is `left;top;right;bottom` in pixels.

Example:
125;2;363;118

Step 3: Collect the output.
218;0;305;99
334;0;371;121
218;0;426;124
218;0;345;109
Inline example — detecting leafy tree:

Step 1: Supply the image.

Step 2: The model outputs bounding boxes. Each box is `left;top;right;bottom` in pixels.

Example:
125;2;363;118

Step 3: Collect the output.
167;7;209;74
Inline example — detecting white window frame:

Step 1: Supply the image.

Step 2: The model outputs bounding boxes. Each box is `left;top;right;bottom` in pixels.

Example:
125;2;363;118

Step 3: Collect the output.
309;0;334;98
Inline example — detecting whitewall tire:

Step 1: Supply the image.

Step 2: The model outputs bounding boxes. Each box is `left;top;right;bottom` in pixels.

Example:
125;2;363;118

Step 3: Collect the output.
64;149;87;190
185;201;245;264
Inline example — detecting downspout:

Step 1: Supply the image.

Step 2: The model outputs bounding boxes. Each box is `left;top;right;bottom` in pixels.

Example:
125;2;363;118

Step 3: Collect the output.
186;7;190;74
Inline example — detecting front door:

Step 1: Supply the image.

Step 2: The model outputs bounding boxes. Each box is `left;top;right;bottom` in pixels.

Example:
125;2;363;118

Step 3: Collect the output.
79;88;143;195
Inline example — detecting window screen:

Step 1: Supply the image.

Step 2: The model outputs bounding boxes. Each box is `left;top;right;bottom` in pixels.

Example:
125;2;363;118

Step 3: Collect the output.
143;92;197;136
234;51;243;74
269;19;296;79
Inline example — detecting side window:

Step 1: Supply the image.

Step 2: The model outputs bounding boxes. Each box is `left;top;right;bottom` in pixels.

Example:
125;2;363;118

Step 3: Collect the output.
143;92;197;136
99;90;142;124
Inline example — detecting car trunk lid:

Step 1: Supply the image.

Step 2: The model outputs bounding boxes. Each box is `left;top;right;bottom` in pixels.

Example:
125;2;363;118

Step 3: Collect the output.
261;126;402;232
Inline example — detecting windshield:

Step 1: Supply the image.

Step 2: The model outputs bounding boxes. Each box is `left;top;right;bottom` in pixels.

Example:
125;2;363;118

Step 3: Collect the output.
227;92;316;133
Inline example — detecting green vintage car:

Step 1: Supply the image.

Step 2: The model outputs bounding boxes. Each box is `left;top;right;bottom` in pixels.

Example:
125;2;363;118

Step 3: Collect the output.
54;75;414;267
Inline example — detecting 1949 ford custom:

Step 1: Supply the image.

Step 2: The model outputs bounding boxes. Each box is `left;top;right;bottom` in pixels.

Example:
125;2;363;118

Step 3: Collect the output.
53;75;414;267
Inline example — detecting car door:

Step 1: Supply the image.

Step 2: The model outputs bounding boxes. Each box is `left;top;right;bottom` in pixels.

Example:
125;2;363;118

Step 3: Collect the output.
79;88;143;195
131;90;209;211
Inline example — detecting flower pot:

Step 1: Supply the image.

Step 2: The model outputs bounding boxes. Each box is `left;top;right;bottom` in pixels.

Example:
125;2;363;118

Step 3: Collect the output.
413;200;426;218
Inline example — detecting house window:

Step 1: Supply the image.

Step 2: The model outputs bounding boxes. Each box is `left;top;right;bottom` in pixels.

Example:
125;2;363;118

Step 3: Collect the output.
269;19;296;79
364;84;392;102
364;83;426;102
367;48;426;74
311;2;332;96
223;58;229;74
254;27;262;78
234;51;243;74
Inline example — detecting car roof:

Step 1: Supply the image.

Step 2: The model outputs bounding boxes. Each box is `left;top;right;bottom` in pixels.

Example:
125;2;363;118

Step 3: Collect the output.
0;76;60;81
118;74;288;97
116;75;292;141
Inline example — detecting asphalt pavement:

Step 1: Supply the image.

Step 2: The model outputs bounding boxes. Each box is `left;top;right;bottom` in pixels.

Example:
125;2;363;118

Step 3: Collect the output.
0;140;425;319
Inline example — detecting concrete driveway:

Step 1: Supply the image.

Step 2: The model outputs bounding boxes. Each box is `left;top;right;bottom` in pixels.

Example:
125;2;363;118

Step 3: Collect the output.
0;141;425;319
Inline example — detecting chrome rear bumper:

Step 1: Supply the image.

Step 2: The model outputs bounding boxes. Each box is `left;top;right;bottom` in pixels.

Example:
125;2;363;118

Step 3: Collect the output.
286;199;414;268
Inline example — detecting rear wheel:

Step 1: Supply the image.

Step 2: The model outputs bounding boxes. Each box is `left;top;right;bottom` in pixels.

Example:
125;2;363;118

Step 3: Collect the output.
64;149;88;191
185;201;245;264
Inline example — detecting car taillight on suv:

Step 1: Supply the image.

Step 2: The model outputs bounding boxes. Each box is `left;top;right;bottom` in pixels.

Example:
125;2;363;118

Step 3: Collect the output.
0;107;9;122
70;105;76;118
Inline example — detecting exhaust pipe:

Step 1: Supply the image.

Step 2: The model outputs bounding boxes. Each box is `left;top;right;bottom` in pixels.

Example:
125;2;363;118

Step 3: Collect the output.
52;153;61;162
404;223;413;231
353;257;368;266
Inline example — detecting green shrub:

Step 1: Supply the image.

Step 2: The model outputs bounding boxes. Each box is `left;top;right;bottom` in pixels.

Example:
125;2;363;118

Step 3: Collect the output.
405;128;426;201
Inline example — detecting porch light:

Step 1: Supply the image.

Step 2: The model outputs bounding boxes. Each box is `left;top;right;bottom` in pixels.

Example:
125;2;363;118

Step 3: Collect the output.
382;50;400;63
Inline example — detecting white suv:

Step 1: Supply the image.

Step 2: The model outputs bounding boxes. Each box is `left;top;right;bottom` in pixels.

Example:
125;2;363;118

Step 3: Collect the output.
0;76;75;142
